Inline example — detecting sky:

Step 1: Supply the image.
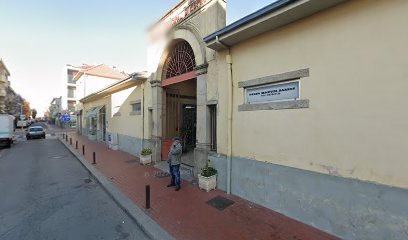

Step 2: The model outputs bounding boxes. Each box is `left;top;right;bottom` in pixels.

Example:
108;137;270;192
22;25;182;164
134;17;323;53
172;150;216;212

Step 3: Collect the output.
0;0;274;116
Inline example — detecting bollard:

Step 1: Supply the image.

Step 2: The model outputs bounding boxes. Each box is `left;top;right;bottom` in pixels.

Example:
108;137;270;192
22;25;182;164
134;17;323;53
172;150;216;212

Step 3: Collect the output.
92;152;96;164
75;141;78;149
82;145;85;155
70;138;72;145
146;185;150;209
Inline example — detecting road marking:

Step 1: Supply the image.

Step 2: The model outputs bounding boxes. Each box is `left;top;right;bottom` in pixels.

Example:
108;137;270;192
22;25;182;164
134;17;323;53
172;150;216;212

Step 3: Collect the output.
48;155;68;159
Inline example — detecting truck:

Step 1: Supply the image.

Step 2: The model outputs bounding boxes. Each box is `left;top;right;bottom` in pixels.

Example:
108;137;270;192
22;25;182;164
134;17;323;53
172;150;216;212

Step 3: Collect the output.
0;114;15;148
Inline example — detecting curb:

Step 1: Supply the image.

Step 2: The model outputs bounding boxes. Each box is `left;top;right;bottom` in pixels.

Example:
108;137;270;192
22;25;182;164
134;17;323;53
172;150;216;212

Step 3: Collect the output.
58;137;175;240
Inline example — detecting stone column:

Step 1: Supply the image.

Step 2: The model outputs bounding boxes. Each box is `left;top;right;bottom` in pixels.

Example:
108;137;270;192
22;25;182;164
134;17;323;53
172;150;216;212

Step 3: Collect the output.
194;63;211;178
150;80;163;163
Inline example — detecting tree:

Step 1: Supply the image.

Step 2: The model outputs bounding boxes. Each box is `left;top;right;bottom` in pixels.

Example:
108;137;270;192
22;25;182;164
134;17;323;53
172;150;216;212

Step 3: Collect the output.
32;108;37;119
23;101;30;119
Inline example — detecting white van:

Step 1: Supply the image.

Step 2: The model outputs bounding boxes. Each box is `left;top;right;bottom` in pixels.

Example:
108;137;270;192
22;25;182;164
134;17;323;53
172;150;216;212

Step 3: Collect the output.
0;114;15;148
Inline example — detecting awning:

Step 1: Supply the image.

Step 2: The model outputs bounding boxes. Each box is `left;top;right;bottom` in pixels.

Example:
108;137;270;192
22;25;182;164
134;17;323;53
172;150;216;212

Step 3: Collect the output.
85;105;104;118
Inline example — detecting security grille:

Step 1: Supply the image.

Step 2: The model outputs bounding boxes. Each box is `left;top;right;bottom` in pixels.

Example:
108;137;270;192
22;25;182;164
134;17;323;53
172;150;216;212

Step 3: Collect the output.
163;41;196;79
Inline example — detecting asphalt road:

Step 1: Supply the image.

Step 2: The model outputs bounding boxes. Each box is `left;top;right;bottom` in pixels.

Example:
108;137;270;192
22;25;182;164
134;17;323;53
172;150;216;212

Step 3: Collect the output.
0;129;149;240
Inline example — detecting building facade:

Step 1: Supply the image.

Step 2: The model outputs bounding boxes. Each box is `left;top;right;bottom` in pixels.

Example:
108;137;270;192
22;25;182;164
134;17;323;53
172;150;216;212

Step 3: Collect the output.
56;64;93;128
77;0;408;239
0;58;10;113
62;64;85;113
146;0;227;178
48;97;62;123
204;0;408;239
4;87;25;117
74;64;128;140
78;72;148;155
62;64;111;112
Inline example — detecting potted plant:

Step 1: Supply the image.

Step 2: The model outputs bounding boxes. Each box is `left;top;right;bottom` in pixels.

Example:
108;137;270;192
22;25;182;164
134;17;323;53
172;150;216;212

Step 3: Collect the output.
198;160;217;192
88;129;97;141
140;148;152;165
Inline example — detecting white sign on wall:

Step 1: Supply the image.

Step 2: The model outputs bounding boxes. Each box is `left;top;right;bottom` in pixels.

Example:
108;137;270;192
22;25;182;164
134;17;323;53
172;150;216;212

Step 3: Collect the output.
246;81;300;104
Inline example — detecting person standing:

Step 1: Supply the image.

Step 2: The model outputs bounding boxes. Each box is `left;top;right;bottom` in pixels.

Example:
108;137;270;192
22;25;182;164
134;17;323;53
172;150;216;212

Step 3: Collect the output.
167;136;182;191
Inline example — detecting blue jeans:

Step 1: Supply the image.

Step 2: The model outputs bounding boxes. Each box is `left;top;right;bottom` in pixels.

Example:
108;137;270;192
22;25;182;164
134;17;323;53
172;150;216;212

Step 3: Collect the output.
169;164;181;188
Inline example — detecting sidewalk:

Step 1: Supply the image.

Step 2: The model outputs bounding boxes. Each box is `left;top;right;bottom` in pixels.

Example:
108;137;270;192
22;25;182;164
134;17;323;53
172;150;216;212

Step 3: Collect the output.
62;131;339;240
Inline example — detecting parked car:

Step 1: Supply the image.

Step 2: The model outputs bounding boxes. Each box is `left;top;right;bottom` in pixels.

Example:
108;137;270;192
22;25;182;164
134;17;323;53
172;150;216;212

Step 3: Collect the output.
26;126;46;140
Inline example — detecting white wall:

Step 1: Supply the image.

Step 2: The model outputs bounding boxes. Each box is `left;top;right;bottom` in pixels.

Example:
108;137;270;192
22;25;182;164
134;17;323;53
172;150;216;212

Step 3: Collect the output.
76;75;119;100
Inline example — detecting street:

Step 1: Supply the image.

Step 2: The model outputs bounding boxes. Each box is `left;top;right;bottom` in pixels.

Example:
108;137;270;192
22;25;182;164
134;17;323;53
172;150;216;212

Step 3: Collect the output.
0;125;149;240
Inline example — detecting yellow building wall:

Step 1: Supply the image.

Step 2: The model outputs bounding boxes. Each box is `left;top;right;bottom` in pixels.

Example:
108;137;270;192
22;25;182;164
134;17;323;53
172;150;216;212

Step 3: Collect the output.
143;82;153;140
228;0;408;188
208;50;229;154
109;86;143;139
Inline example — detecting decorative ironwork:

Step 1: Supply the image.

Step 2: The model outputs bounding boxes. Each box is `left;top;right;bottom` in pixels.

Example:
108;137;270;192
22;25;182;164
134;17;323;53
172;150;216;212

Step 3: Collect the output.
163;41;196;79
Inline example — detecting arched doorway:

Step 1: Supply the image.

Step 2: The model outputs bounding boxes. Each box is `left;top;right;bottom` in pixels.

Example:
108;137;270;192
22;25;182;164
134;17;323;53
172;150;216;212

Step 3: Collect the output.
161;40;197;167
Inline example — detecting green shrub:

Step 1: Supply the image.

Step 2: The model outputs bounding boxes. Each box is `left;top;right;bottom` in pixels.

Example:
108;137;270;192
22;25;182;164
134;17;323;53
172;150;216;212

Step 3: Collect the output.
140;148;152;156
201;160;217;177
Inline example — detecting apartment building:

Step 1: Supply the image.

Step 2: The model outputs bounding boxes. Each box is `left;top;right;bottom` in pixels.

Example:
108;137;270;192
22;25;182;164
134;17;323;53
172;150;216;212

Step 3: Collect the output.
74;64;128;139
0;58;10;113
61;64;94;113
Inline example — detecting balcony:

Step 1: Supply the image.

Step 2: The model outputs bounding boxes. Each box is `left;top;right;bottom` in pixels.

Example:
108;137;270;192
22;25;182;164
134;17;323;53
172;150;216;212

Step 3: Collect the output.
67;79;76;86
67;75;77;85
67;89;76;100
68;106;76;112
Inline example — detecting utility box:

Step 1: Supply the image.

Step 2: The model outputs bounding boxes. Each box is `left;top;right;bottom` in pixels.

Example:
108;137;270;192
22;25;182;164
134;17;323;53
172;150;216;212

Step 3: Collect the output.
108;132;119;150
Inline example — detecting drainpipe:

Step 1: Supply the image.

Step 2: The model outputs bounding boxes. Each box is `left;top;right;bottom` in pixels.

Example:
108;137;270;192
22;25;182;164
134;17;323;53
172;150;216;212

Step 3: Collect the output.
216;36;233;194
141;82;145;148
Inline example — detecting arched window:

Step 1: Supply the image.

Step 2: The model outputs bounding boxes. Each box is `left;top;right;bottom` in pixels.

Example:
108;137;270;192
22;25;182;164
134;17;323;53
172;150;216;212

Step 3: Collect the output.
162;41;196;79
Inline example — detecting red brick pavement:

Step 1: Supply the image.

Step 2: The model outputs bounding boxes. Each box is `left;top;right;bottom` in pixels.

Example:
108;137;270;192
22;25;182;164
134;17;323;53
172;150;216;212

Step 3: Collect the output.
64;132;339;240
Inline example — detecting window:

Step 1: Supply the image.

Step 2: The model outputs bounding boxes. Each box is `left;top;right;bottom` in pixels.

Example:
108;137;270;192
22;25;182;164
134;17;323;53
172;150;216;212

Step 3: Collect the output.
68;102;75;112
130;101;141;115
148;109;153;138
30;127;43;132
67;88;75;98
67;75;75;84
132;103;141;112
67;70;78;84
209;105;217;151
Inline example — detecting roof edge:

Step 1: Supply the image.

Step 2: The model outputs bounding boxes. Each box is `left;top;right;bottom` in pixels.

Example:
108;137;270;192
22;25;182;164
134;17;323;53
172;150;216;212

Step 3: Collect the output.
73;64;129;81
79;72;149;103
203;0;297;43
